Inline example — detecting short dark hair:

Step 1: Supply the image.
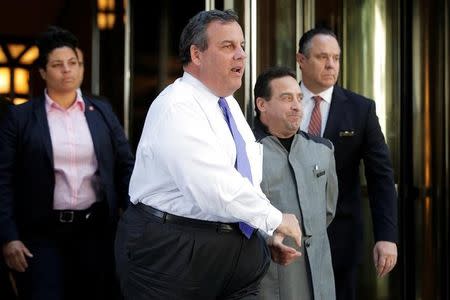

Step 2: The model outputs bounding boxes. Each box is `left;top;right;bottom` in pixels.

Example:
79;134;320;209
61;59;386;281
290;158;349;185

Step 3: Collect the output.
36;26;78;69
254;66;297;118
179;9;239;65
298;27;338;57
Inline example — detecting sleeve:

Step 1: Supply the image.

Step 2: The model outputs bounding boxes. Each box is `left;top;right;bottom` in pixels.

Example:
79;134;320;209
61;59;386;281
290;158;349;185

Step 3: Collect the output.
362;100;398;243
150;101;282;234
0;106;20;245
326;143;338;226
99;101;135;211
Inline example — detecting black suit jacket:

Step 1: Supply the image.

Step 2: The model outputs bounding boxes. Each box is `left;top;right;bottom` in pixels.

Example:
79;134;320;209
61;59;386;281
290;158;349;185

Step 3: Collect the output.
323;85;397;268
0;94;134;245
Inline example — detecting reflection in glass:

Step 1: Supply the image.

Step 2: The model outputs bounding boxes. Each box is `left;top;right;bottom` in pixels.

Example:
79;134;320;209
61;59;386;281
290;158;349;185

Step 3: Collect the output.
257;0;297;73
315;0;401;299
19;46;39;65
0;68;10;94
14;68;29;94
129;1;205;149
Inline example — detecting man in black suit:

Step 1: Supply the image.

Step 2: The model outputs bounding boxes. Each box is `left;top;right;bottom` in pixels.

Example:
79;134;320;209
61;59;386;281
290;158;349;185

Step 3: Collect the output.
296;28;398;300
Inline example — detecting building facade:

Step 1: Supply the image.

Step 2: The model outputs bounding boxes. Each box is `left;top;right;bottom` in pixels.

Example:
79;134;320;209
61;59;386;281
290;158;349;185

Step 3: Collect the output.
0;0;449;299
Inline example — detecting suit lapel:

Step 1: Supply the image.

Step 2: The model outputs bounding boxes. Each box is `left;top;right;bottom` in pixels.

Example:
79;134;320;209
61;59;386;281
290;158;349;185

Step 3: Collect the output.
83;96;102;162
323;86;349;142
33;95;54;168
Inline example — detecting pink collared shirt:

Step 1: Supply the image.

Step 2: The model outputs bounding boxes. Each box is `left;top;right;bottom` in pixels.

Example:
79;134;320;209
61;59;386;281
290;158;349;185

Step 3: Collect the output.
45;91;99;210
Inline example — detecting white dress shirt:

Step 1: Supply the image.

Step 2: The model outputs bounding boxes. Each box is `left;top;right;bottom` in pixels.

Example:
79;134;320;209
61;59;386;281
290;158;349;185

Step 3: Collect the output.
299;83;334;137
129;72;282;235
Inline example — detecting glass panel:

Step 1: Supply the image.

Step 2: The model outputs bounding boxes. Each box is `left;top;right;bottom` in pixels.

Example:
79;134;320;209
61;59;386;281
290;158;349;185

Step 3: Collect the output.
98;0;114;10
230;0;297;121
0;47;7;63
13;98;28;105
14;68;29;94
7;44;26;59
257;0;297;74
97;12;108;30
341;0;401;177
96;0;126;131
315;0;401;298
129;1;205;149
411;1;450;298
106;13;116;29
0;67;11;93
315;0;343;39
226;0;252;117
19;46;39;65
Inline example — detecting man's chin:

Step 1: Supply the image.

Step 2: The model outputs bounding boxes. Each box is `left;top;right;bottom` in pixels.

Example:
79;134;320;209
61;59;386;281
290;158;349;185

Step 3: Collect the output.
321;79;337;87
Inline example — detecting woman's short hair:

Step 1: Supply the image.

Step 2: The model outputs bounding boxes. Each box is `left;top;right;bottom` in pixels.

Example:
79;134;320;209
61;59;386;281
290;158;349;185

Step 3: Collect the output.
36;26;78;69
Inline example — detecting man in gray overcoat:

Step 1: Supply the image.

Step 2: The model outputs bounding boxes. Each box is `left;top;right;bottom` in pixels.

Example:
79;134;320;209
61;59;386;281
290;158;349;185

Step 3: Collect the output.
254;66;338;300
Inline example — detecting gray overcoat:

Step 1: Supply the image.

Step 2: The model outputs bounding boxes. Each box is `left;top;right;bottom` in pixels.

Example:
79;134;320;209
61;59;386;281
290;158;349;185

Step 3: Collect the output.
254;121;338;300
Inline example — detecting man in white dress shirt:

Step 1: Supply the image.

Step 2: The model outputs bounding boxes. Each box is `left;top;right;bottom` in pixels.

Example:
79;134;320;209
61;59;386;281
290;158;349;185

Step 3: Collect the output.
114;9;302;300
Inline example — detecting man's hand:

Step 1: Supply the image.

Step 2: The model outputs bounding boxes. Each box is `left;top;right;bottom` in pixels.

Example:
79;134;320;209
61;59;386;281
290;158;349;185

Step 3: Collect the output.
275;213;302;247
268;213;302;266
373;241;397;278
268;231;301;266
2;240;33;272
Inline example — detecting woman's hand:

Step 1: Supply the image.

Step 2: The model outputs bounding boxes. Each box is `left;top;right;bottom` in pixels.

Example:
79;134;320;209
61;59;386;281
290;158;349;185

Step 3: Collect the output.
2;240;33;272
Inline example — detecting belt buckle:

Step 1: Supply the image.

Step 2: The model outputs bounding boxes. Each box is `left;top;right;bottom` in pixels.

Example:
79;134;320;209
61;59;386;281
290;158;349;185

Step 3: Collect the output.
59;211;74;223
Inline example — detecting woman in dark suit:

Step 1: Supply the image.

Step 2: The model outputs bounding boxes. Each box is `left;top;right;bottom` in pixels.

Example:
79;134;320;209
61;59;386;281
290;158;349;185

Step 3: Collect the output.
0;96;17;299
0;27;134;300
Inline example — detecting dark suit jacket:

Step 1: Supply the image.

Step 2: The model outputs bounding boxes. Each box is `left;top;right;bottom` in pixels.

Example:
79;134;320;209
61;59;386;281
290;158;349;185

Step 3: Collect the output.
0;94;134;245
323;85;397;269
0;98;10;120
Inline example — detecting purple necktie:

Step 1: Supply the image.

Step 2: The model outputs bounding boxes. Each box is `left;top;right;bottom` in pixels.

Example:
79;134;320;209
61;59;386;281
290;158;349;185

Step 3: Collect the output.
218;97;255;238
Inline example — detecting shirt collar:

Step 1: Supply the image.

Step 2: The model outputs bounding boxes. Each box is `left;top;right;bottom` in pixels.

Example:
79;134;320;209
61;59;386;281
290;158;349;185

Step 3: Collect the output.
300;82;334;104
181;72;233;103
45;89;85;113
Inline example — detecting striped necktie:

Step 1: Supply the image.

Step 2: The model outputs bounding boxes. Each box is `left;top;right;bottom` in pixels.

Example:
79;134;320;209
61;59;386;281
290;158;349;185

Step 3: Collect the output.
308;96;323;136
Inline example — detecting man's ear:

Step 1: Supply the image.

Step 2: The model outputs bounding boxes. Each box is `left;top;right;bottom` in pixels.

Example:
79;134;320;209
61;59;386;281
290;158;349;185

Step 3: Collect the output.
39;68;46;81
296;53;305;68
190;45;201;66
256;97;267;113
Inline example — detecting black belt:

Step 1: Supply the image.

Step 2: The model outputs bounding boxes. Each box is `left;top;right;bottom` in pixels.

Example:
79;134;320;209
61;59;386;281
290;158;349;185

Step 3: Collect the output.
135;203;236;233
53;202;105;224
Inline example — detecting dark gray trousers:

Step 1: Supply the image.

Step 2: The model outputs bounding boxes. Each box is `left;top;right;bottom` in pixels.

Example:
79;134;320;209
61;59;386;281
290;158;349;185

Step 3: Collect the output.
115;204;270;300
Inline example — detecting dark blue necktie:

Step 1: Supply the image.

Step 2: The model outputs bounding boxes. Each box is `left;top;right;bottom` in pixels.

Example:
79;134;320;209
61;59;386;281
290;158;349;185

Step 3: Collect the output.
218;97;255;238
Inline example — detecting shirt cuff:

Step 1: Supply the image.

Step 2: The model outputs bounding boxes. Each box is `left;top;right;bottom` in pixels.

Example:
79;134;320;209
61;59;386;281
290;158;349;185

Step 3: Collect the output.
263;205;282;236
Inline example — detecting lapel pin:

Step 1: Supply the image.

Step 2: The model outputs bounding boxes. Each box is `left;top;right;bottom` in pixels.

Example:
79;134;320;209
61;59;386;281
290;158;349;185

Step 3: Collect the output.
339;130;355;137
89;105;94;111
313;165;325;177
